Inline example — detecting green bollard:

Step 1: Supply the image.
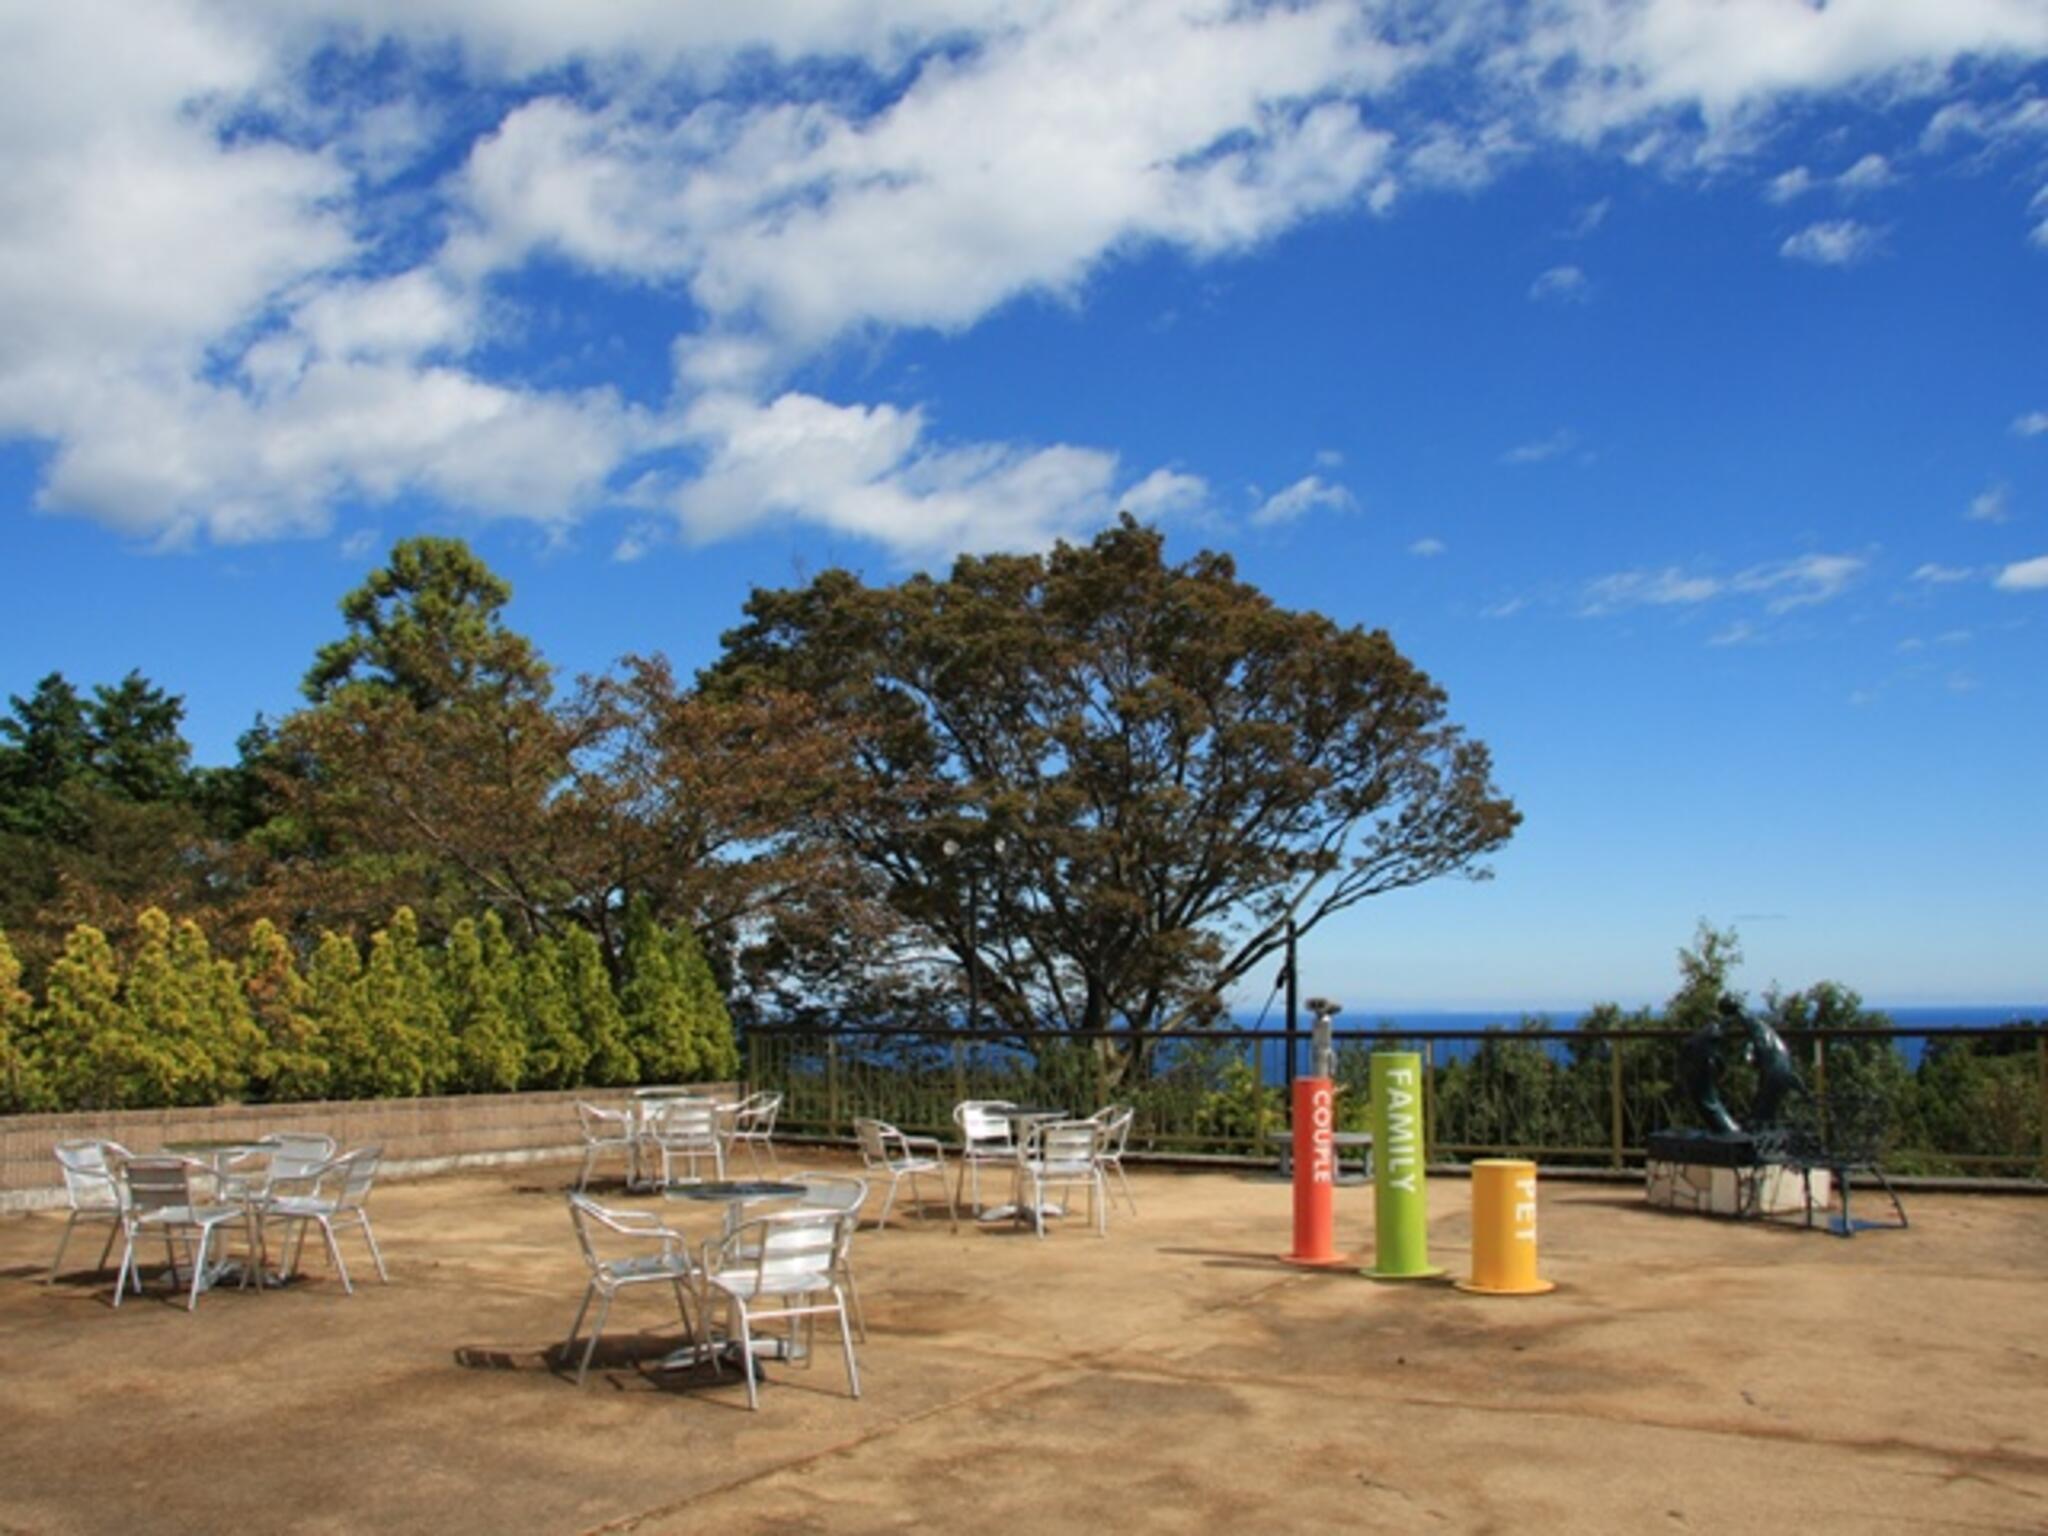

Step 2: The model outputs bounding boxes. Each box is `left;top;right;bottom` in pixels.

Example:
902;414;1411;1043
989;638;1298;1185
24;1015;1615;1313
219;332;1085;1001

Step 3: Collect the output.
1363;1050;1443;1281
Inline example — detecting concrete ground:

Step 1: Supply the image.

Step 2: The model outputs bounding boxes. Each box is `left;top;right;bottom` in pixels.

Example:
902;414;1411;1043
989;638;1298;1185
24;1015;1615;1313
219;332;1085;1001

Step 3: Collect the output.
2;1154;2044;1535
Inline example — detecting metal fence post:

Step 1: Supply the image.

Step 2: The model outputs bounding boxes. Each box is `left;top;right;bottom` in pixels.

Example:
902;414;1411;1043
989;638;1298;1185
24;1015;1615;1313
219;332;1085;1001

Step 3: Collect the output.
1422;1038;1437;1163
1610;1043;1625;1170
826;1036;841;1139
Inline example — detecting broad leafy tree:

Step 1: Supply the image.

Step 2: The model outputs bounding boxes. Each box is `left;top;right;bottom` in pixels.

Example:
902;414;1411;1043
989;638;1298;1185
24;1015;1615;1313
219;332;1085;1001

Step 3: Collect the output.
711;516;1520;1050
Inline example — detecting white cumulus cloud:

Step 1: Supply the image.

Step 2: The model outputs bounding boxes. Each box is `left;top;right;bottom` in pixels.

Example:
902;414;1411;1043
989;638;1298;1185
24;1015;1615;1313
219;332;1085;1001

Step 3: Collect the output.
1995;554;2048;590
1528;265;1590;302
1780;219;1883;266
1252;475;1355;528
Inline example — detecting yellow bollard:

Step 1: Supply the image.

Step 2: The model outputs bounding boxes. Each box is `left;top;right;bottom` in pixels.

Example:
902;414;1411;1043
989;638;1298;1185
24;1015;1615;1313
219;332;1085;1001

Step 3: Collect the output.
1455;1158;1556;1296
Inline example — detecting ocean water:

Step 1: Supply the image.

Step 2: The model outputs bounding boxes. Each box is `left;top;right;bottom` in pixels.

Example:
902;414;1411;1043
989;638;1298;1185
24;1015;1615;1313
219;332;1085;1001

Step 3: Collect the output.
1236;1004;2047;1081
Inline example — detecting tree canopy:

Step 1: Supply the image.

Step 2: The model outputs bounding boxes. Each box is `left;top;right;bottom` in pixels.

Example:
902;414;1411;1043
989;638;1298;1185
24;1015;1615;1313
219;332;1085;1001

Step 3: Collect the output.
711;515;1520;1038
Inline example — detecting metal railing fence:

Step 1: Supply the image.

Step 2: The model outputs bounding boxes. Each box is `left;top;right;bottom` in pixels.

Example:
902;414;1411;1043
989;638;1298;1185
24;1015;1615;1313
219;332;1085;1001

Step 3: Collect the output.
745;1022;2048;1182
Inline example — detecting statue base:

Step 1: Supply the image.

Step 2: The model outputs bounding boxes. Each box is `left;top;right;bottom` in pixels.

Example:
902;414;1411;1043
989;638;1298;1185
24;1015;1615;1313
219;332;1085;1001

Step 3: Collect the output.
1645;1157;1828;1218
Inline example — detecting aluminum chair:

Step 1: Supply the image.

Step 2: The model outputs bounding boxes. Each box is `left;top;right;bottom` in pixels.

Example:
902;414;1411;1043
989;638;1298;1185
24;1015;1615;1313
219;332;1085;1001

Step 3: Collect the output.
786;1172;871;1340
1017;1119;1108;1239
48;1140;131;1283
701;1209;861;1412
112;1156;258;1310
852;1118;957;1231
258;1146;389;1294
573;1102;636;1192
1088;1105;1138;1215
650;1099;727;1188
563;1195;701;1385
218;1132;339;1203
727;1091;784;1173
951;1099;1018;1218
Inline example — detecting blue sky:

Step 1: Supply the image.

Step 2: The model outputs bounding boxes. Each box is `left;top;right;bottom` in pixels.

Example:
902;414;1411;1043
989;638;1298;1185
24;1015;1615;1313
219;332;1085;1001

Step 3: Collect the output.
3;2;2046;1011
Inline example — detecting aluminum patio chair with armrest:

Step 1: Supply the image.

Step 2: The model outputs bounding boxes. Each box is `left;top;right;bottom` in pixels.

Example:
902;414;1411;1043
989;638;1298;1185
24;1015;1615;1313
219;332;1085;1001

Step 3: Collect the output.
852;1118;957;1231
1017;1118;1108;1239
563;1194;703;1385
700;1208;861;1412
573;1102;636;1193
112;1156;259;1310
48;1139;132;1283
951;1099;1018;1218
727;1091;784;1172
218;1132;339;1203
650;1099;727;1188
1087;1104;1138;1215
257;1145;389;1294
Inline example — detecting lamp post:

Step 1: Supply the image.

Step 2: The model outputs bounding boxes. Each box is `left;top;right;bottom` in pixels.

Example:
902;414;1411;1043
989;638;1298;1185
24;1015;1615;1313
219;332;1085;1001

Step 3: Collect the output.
942;834;1006;1031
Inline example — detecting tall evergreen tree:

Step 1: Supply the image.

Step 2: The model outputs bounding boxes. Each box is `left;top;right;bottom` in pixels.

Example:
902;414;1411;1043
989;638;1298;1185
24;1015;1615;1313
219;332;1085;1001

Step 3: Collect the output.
172;917;261;1103
304;930;368;1098
117;907;218;1106
0;929;44;1112
521;933;591;1090
242;918;327;1102
0;673;94;840
620;902;698;1082
38;924;129;1109
674;924;739;1080
562;924;635;1086
355;907;455;1098
445;912;527;1092
87;672;192;804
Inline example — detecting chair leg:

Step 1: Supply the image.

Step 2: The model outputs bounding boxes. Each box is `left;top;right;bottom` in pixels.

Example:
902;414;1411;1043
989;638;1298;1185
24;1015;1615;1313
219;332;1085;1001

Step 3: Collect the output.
186;1226;214;1311
874;1177;901;1231
578;1293;614;1386
47;1212;79;1283
320;1218;354;1294
836;1286;861;1399
735;1305;759;1411
576;1147;596;1193
96;1221;120;1272
356;1212;390;1282
840;1265;868;1342
112;1231;136;1308
564;1280;597;1367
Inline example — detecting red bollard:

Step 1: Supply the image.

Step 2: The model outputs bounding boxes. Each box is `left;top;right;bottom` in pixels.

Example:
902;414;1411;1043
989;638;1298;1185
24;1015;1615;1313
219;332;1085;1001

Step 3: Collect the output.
1279;1076;1351;1266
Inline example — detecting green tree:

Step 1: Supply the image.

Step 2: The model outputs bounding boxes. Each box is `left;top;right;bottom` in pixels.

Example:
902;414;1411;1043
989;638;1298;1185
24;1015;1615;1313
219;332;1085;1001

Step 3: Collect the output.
520;934;591;1090
710;516;1519;1060
674;922;739;1080
303;930;368;1098
87;671;192;804
620;903;698;1082
353;907;456;1098
37;923;130;1109
241;918;328;1102
304;536;550;710
562;924;636;1085
117;908;219;1106
0;928;45;1112
0;673;94;841
444;912;528;1092
171;915;261;1103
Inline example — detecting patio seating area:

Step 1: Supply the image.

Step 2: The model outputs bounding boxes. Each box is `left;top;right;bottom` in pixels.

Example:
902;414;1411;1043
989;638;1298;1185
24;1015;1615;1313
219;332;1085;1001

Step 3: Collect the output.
2;1151;2045;1534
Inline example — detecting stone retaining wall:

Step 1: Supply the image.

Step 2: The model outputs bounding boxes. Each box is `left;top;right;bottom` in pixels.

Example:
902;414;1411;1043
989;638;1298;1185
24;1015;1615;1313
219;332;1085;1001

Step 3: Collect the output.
0;1083;738;1212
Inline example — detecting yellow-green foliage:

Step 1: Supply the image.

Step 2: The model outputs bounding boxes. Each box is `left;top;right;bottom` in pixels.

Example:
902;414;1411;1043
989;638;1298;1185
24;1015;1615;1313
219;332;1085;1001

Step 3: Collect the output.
0;929;45;1112
242;918;328;1101
446;912;526;1093
563;925;636;1086
37;923;129;1110
520;933;591;1090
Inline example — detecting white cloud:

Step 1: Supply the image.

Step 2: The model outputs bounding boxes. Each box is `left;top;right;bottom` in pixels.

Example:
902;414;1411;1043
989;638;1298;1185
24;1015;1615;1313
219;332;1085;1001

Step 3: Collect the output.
1120;468;1210;521
1314;448;1345;468
1969;484;2013;523
1837;152;1896;192
661;388;1182;558
1766;166;1815;203
1408;537;1446;557
1582;567;1722;615
1780;219;1882;266
1912;562;1974;583
6;0;2048;554
1584;552;1864;617
1528;265;1589;302
1731;553;1865;612
1995;554;2048;590
1252;475;1355;528
1564;197;1611;236
1708;620;1759;647
2013;411;2048;436
1502;429;1576;464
